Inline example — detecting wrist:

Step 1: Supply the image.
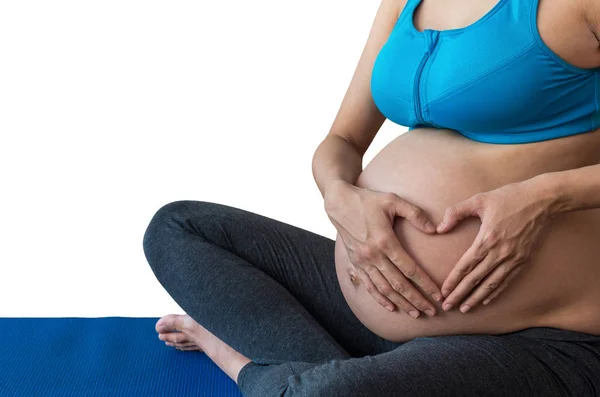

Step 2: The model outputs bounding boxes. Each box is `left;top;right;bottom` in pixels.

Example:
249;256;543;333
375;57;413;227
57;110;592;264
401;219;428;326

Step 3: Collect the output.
324;179;354;209
324;179;353;198
523;172;570;215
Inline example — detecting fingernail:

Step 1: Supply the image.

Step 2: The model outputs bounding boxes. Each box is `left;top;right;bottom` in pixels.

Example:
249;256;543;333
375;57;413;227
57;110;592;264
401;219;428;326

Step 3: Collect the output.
424;309;435;317
437;222;445;232
483;299;490;305
425;222;436;232
409;310;420;319
432;292;442;302
442;302;453;311
460;304;471;313
386;305;395;312
441;289;450;298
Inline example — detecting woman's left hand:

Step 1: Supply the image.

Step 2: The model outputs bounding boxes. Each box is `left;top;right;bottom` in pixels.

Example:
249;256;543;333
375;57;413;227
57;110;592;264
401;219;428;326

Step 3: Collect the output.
436;180;554;313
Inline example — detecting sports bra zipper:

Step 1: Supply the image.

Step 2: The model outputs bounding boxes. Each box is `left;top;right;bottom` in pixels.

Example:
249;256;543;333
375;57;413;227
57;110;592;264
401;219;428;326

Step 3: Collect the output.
413;30;439;125
413;52;430;125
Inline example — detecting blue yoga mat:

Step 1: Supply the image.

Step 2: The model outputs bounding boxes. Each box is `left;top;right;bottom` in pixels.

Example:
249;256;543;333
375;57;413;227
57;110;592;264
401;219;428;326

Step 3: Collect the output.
0;317;243;397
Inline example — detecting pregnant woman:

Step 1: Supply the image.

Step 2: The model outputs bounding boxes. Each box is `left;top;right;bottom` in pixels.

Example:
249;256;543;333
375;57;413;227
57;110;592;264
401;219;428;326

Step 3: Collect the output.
142;0;600;395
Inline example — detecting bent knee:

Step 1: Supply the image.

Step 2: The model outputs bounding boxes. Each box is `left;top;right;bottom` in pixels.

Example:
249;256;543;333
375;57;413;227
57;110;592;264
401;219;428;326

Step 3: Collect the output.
143;200;210;242
142;200;205;260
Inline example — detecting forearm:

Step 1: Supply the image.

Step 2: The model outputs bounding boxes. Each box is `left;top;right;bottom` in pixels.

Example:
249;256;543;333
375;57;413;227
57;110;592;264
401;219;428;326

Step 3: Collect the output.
312;134;364;199
526;162;600;214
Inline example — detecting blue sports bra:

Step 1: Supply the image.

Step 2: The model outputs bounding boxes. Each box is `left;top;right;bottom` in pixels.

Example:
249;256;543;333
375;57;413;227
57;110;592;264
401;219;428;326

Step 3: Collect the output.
370;0;600;144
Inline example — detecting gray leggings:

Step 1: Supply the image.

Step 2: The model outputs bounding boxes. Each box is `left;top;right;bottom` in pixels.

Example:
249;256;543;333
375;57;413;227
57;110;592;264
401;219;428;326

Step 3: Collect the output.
142;200;600;396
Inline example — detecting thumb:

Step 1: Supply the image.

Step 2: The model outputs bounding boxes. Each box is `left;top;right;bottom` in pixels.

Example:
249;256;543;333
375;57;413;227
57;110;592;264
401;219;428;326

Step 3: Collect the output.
437;195;481;233
392;197;437;234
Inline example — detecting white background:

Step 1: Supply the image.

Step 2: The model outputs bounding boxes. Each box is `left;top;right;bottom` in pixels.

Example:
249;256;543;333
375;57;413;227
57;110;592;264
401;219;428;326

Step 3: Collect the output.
0;0;407;317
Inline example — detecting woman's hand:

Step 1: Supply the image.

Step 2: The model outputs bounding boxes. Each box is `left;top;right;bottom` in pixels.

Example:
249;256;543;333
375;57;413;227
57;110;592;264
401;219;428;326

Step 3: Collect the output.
324;180;443;318
436;180;554;313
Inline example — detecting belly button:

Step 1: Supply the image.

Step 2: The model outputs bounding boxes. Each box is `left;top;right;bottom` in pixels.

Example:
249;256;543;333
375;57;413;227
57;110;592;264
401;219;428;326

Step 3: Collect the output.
349;271;358;284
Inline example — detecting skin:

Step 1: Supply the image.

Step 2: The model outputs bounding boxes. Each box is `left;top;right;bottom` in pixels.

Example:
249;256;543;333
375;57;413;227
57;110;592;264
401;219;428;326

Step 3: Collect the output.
155;0;600;383
335;128;600;341
335;0;600;342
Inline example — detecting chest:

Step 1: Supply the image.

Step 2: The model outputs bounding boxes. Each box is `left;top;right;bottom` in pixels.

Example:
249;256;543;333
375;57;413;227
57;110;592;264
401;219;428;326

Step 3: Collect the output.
370;0;600;143
413;0;598;69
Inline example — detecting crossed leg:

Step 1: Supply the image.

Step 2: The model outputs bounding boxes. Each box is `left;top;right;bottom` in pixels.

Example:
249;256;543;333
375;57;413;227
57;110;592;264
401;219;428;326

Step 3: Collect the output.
143;200;596;396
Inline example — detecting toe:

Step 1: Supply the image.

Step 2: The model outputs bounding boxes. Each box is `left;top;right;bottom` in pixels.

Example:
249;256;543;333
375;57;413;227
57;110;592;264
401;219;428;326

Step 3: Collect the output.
159;332;190;344
156;314;185;334
164;341;202;351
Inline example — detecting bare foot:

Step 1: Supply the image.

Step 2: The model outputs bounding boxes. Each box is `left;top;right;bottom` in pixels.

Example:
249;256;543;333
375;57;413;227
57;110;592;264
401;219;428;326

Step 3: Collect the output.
156;314;204;351
155;313;252;384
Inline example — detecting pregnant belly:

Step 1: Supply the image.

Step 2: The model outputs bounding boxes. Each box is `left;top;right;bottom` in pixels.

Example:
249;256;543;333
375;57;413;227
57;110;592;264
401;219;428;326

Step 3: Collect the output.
334;127;600;342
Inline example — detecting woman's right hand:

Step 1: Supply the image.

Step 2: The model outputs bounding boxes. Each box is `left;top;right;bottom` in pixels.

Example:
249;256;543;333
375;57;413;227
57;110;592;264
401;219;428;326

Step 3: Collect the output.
324;180;443;318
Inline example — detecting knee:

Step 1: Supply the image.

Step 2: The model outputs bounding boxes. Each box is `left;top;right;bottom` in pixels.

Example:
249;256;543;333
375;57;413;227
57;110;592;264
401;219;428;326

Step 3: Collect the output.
142;200;203;262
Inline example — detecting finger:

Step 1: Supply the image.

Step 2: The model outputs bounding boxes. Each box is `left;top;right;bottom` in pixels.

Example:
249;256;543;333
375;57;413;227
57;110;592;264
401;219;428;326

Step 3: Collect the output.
457;260;518;312
440;234;486;299
360;265;422;318
442;251;499;311
437;194;483;233
354;266;397;313
389;195;436;234
377;257;438;317
380;234;443;304
482;265;524;305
